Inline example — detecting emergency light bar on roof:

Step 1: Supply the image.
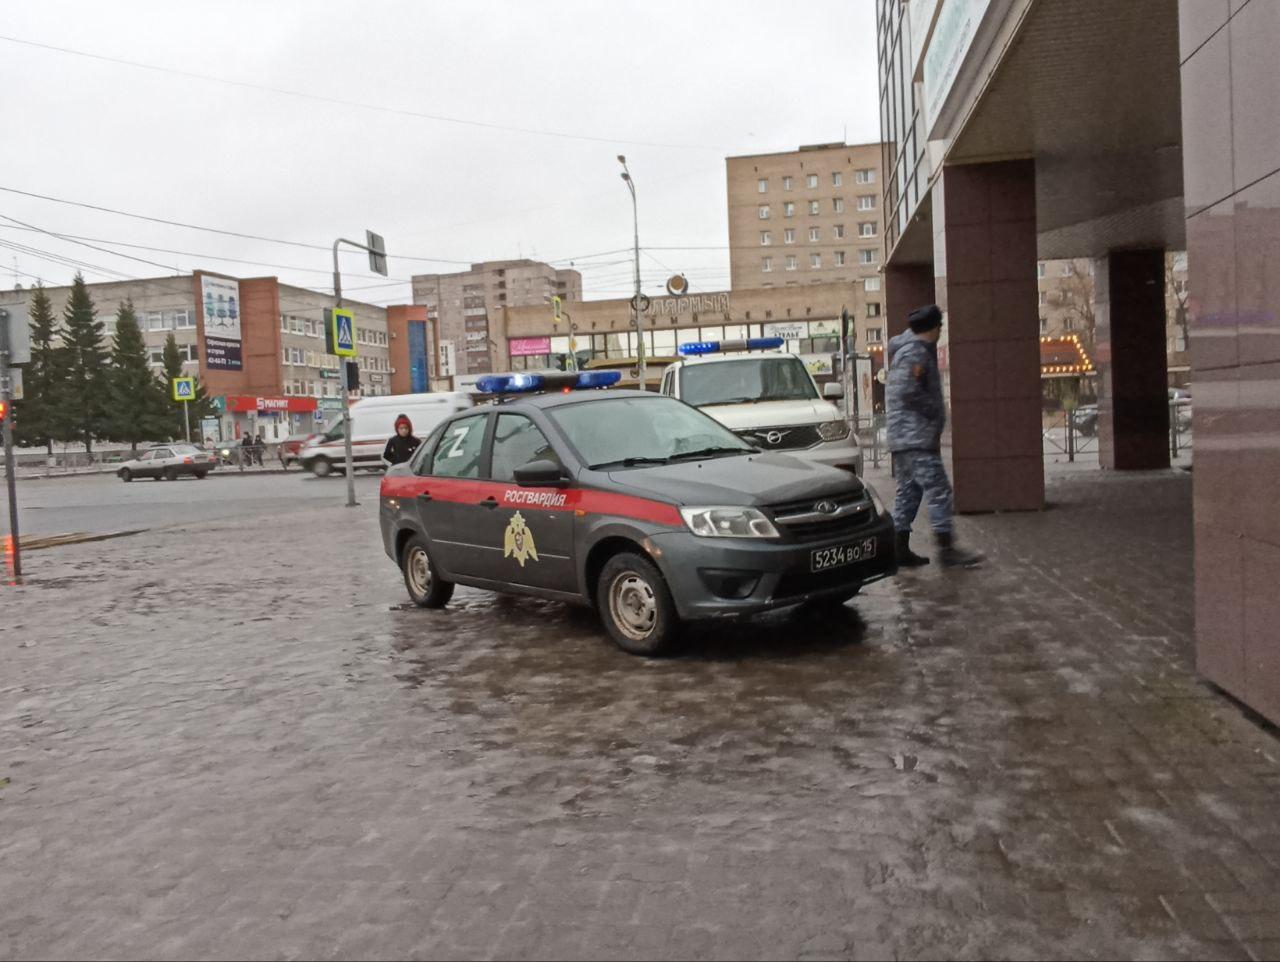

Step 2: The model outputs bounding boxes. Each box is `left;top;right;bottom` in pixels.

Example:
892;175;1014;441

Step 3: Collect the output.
475;370;622;395
678;336;785;357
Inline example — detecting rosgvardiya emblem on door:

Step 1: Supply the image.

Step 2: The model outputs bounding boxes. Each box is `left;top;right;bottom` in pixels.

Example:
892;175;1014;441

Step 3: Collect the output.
503;511;539;567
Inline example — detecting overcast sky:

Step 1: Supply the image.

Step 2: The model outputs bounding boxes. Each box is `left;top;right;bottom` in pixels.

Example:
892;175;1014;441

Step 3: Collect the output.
1;1;880;307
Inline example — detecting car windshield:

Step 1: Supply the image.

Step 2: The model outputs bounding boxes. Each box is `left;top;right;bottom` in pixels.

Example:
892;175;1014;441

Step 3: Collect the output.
680;356;818;407
321;418;346;442
548;396;753;469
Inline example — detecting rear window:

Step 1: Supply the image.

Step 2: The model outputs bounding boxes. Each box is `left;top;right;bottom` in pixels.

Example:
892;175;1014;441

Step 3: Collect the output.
680;357;818;407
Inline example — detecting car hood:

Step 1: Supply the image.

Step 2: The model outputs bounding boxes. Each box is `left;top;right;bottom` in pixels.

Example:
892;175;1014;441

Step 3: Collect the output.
697;398;837;430
599;451;862;507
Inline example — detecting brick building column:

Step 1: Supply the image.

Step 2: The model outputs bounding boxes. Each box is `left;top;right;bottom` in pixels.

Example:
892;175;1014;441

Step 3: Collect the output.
883;263;935;341
1092;251;1170;470
934;161;1044;513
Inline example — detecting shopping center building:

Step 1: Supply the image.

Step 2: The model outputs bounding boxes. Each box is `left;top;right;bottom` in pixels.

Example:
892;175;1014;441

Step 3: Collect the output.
875;0;1279;723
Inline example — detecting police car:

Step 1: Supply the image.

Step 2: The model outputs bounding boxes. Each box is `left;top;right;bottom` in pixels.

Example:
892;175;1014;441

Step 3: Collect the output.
379;370;896;655
660;338;863;476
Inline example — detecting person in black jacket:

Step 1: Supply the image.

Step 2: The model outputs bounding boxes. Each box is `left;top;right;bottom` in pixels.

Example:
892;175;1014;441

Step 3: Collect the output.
382;413;420;467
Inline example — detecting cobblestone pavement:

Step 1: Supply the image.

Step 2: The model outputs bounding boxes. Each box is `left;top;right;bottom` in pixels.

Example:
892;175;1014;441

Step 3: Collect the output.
1;469;1277;961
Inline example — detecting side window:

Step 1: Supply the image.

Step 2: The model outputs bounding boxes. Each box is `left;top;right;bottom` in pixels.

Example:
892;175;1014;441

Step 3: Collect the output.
490;415;558;483
660;369;673;396
430;414;487;479
411;424;444;476
153;449;172;460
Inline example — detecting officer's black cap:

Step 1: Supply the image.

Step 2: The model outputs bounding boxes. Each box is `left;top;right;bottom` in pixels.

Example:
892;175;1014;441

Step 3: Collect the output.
908;304;943;333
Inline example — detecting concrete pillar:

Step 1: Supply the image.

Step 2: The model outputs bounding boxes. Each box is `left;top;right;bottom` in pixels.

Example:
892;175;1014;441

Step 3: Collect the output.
934;161;1045;513
1092;251;1171;470
883;264;935;341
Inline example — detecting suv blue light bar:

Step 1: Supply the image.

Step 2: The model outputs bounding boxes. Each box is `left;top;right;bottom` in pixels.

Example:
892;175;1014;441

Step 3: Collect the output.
475;370;622;394
678;336;785;357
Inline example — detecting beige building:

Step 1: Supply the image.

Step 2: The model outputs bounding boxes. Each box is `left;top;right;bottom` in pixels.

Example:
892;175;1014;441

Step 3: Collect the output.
726;142;887;308
500;282;883;383
411;259;582;378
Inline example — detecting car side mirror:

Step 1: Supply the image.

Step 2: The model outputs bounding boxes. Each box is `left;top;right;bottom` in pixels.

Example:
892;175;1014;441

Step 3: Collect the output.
513;459;568;488
823;382;844;400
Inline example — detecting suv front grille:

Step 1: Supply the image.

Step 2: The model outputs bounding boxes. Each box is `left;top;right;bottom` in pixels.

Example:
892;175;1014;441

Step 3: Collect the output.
736;424;823;450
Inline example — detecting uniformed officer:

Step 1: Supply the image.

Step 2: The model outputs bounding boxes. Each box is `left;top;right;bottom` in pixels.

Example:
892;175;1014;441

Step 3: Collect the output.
886;304;983;568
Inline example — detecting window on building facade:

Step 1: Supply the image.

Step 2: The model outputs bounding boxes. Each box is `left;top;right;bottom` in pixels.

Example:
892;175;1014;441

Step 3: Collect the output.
806;174;818;189
783;176;793;190
860;222;877;237
833;172;843;187
1062;262;1075;276
173;309;195;330
831;198;843;213
867;302;882;317
865;276;881;292
761;231;772;246
1039;290;1048;305
859;249;877;265
762;257;772;273
147;312;167;332
784;228;795;244
856;169;876;184
149;350;165;365
857;195;875;211
758;178;768;193
786;255;798;271
759;205;770;219
810;253;821;269
809;200;820;215
784;201;795;217
1037;263;1046;279
808;227;820;242
867;327;883;343
833;224;846;239
834;251;846;266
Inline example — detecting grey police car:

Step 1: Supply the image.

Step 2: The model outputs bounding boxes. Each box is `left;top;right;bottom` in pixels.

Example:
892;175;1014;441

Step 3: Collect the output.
379;372;896;655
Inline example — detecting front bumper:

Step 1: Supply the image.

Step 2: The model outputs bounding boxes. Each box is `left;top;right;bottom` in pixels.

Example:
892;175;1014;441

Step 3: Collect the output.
649;510;896;620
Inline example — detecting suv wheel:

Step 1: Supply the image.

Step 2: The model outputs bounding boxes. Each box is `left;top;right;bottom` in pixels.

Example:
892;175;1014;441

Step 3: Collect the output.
310;458;333;478
401;534;454;608
119;468;132;482
597;551;680;656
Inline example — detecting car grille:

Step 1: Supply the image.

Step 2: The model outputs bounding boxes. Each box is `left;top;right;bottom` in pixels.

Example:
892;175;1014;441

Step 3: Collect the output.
735;424;823;450
767;491;876;542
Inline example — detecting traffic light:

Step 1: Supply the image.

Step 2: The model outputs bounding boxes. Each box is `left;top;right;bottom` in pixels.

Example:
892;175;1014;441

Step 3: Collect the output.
345;361;360;392
0;399;7;423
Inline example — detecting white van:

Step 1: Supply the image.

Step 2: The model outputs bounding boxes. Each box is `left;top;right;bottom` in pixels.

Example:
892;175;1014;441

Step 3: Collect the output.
299;392;472;476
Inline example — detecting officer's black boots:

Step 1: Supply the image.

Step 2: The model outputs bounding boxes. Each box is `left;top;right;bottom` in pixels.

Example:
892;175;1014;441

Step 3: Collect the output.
936;531;984;568
895;531;931;567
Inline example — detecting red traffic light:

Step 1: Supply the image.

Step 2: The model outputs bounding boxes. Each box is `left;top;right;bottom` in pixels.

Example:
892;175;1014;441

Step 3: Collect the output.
0;399;7;422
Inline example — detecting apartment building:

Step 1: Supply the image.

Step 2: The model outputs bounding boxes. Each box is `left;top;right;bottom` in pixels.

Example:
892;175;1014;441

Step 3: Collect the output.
411;259;582;378
726;141;886;304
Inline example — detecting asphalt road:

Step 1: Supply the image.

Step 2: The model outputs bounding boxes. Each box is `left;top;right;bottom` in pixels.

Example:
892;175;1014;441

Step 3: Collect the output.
2;470;385;540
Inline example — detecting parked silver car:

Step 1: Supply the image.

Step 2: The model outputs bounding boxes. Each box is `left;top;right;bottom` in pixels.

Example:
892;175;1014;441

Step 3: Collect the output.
117;444;218;482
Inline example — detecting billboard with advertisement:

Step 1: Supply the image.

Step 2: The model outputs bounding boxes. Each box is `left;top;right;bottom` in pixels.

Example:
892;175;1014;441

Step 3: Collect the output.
509;336;552;357
200;274;243;371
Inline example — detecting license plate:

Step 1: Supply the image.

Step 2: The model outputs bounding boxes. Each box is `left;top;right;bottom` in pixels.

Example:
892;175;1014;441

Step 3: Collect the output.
810;537;877;572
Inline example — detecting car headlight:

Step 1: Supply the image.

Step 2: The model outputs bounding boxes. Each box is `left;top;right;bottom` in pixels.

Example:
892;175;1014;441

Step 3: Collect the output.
680;506;779;539
816;419;851;442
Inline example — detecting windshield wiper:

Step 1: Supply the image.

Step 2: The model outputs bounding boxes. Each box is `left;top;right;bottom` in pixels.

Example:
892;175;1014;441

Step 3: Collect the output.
669;445;753;461
588;456;671;470
700;397;760;407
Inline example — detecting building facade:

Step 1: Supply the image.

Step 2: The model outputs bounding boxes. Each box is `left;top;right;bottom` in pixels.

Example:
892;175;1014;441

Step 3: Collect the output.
411;260;582;380
727;142;887;296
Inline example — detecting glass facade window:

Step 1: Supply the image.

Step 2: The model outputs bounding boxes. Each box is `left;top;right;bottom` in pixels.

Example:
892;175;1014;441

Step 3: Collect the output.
784;229;796;244
807;174;818;188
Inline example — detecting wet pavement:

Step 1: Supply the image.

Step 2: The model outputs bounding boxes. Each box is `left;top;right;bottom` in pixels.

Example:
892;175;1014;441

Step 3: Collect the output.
1;467;1278;960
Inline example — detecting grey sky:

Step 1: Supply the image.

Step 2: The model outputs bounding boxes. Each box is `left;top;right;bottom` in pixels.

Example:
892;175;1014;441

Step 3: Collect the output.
2;1;880;305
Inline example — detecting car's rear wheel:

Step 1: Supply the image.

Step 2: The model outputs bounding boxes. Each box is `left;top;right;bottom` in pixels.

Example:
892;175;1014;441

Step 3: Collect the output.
401;534;454;608
164;468;179;481
195;471;207;480
119;468;132;482
597;552;680;656
310;458;333;478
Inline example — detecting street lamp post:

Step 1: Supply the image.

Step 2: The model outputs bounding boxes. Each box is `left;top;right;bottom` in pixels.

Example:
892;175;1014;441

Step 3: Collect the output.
618;155;646;390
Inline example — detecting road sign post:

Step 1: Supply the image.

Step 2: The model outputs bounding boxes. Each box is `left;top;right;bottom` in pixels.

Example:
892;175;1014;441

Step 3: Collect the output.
172;376;195;443
330;231;382;508
0;306;22;579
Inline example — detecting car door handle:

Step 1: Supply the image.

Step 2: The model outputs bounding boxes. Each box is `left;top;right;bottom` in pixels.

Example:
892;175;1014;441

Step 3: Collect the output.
480;497;499;509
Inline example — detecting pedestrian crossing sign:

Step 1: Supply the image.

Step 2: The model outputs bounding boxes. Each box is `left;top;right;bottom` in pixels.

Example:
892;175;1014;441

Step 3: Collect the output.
172;376;195;402
326;308;357;358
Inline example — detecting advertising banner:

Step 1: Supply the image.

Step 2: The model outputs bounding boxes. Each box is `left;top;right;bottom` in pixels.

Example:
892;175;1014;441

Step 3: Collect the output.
200;275;243;371
855;355;874;419
509;336;552;357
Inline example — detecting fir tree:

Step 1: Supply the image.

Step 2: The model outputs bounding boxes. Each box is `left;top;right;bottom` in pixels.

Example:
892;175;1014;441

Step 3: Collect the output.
105;301;168;454
159;334;213;441
59;274;109;454
13;284;67;454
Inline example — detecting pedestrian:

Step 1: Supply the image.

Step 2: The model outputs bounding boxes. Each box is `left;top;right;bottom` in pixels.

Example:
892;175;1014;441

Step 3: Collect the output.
255;432;267;467
382;413;420;468
238;432;254;470
886;304;983;568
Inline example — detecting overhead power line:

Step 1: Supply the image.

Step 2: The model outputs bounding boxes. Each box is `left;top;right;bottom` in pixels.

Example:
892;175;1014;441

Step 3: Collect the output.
0;34;727;152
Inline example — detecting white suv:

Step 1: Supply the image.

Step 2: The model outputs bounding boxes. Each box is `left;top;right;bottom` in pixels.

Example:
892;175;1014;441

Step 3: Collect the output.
660;348;862;476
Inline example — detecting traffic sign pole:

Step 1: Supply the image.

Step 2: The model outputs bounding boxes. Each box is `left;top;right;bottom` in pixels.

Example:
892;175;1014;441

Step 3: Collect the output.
0;307;22;580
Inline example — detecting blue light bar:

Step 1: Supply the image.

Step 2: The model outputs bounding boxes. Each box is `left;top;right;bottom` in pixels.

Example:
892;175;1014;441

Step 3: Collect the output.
475;370;622;394
678;336;785;357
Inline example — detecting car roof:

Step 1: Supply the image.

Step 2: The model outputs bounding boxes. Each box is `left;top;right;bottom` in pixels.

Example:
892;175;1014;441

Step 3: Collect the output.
476;388;659;412
675;350;795;367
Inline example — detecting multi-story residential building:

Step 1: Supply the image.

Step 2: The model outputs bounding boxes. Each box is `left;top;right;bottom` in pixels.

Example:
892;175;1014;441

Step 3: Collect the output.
726;142;886;299
411;260;582;378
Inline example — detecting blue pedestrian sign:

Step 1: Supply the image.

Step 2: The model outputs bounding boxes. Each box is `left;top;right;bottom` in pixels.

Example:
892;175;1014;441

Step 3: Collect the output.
172;376;195;402
326;308;357;358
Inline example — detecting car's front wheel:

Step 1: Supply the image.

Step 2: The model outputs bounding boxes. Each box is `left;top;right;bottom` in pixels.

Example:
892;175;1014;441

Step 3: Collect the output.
119;468;132;482
310;458;333;478
596;551;680;656
164;468;179;481
401;534;454;608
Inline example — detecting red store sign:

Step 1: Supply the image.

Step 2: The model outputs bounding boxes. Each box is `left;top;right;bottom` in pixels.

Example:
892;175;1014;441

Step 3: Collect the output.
224;395;318;413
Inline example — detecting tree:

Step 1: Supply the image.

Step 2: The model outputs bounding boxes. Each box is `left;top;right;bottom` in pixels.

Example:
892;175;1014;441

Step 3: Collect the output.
104;301;168;454
1167;251;1190;358
59;274;109;454
159;334;215;441
1053;259;1097;351
13;284;69;454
